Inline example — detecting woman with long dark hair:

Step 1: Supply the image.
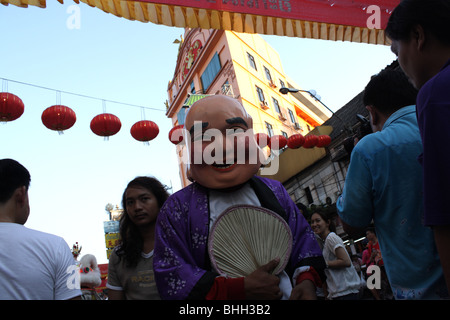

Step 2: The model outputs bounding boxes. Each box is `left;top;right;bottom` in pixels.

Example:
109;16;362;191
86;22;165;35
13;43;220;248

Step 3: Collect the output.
107;176;170;300
311;210;360;300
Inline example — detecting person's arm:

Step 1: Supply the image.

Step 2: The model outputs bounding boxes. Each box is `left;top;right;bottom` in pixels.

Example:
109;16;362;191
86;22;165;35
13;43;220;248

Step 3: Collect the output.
154;194;219;300
324;233;352;272
327;247;352;269
205;259;282;300
289;267;322;300
289;279;316;300
106;249;126;300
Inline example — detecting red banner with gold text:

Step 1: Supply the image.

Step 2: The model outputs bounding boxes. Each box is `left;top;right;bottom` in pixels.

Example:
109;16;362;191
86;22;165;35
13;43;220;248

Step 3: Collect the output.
136;0;400;29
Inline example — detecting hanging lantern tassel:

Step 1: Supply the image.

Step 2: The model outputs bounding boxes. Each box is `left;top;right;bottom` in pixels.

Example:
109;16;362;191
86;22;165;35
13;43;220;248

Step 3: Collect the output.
90;113;122;141
131;120;159;145
0;92;24;123
41;105;76;135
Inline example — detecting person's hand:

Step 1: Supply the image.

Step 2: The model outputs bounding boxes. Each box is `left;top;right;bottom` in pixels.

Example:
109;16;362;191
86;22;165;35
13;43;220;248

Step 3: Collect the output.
289;279;317;300
244;258;282;300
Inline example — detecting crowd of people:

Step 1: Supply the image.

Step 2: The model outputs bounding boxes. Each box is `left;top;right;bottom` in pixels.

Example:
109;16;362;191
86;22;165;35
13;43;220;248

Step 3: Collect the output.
1;0;449;300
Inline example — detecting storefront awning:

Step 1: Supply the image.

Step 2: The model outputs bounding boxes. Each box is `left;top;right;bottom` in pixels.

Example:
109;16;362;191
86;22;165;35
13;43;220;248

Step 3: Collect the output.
1;0;399;45
183;93;210;107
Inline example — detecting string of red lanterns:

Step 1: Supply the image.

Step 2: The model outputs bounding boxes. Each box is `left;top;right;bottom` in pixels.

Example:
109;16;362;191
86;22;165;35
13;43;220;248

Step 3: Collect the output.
0;90;162;144
270;134;331;150
168;125;331;150
2;89;330;149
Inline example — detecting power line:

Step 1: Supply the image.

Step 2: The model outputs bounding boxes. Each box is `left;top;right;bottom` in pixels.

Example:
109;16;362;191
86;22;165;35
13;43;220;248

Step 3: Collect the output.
0;77;166;113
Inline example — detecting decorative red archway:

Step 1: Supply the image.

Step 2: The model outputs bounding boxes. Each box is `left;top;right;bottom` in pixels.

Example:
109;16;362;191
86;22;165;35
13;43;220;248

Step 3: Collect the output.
1;0;400;45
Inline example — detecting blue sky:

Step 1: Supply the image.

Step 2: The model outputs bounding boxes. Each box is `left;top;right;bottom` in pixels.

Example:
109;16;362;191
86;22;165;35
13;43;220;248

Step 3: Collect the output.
0;1;395;264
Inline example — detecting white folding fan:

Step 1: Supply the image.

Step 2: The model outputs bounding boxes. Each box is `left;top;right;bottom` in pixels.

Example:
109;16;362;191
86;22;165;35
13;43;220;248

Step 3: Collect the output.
208;205;293;278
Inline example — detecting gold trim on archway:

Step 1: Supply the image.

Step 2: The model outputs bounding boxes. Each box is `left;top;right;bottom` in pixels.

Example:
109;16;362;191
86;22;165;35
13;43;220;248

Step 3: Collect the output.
1;0;393;45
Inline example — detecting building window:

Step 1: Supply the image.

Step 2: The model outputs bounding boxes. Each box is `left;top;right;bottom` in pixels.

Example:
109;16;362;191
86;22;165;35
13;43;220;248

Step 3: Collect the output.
272;97;281;114
288;109;295;123
281;131;288;139
177;107;187;125
304;187;314;204
190;81;195;93
247;52;257;70
264;66;272;81
256;86;265;103
200;52;221;92
279;79;285;88
265;122;274;137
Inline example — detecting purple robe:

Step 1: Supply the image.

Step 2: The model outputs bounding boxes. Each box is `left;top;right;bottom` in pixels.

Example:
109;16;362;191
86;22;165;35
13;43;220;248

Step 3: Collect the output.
154;176;325;300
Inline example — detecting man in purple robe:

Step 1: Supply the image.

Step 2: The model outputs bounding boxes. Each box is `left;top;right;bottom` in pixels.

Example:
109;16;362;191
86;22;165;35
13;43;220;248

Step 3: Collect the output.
154;95;325;300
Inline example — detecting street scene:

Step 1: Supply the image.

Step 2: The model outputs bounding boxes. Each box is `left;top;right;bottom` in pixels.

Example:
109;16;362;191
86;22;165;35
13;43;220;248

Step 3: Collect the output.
1;0;449;307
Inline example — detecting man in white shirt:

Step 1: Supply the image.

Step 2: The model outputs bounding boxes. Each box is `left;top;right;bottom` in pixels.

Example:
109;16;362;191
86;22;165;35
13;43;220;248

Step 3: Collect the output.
0;158;81;300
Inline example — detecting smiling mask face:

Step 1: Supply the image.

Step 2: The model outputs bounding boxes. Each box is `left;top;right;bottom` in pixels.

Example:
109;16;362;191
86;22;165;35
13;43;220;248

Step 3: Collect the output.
184;95;263;189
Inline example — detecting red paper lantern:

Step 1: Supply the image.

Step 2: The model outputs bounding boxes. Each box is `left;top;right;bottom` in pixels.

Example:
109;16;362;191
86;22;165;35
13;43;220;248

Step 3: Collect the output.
316;135;331;147
303;135;319;148
131;120;159;143
90;113;121;138
0;92;24;122
255;132;269;148
268;135;287;150
168;124;184;145
41;105;76;133
287;134;305;149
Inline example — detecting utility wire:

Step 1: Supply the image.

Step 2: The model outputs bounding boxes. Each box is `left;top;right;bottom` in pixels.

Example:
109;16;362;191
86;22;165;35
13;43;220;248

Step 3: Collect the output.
0;77;166;112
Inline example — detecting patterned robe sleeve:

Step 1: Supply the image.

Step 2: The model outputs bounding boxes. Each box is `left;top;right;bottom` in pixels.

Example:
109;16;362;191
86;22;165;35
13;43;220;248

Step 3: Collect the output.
153;185;217;300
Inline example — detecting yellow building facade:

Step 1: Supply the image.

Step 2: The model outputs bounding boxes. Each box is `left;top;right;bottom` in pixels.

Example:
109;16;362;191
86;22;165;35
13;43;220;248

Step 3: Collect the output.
166;28;332;187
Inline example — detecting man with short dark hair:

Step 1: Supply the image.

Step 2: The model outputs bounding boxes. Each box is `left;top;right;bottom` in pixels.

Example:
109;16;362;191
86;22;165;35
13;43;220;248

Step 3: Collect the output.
386;0;450;294
0;158;81;300
337;69;448;299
